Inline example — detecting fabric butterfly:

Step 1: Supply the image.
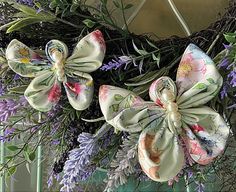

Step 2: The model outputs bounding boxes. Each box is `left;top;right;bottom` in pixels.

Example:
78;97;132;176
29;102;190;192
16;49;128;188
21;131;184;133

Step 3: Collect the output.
6;30;106;112
98;44;229;182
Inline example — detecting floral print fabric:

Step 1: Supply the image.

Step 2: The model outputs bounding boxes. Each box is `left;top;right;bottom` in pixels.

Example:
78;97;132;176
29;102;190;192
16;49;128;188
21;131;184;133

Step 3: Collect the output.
99;44;229;182
6;30;106;112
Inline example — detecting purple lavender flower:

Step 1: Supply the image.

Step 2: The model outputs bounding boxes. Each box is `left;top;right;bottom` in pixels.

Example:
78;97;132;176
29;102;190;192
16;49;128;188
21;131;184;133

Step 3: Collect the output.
228;70;236;87
16;0;34;7
0;83;5;96
13;74;21;81
0;127;15;142
220;83;228;99
100;56;132;71
0;96;28;122
219;58;229;68
223;43;232;50
47;171;60;188
60;133;99;192
195;181;205;192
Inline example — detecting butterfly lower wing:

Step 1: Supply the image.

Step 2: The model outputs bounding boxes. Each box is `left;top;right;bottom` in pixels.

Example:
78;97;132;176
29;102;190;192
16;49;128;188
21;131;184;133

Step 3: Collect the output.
24;71;61;112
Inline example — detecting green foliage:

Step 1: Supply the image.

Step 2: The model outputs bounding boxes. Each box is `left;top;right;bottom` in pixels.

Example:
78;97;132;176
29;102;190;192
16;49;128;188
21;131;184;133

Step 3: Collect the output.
224;33;236;43
1;4;56;33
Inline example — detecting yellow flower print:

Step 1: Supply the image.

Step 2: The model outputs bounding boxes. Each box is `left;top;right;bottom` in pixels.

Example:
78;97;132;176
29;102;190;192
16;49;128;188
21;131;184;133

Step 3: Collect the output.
20;58;30;64
177;61;192;78
86;80;93;86
18;48;30;56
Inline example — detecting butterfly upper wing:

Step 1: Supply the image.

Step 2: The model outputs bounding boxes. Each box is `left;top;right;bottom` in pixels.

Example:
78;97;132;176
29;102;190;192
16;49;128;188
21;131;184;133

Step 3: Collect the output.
6;39;49;77
24;71;61;112
65;30;106;73
176;44;222;108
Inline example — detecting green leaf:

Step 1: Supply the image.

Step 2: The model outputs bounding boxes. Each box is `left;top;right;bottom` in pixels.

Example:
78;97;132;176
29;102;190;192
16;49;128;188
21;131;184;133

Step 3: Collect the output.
206;78;215;84
82;19;96;28
26;163;31;174
0;20;19;31
113;0;121;8
125;68;166;86
152;52;160;68
132;40;148;55
124;4;133;9
114;94;124;101
194;83;207;89
23;150;31;163
111;104;119;112
7;17;43;33
9;85;28;94
6;145;20;151
224;33;236;43
8;166;17;176
29;151;36;162
13;4;37;16
5;155;14;160
146;39;158;49
70;4;79;12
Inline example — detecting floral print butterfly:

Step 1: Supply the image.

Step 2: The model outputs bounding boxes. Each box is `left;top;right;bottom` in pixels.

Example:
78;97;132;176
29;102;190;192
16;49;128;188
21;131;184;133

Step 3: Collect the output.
6;30;106;112
98;44;229;182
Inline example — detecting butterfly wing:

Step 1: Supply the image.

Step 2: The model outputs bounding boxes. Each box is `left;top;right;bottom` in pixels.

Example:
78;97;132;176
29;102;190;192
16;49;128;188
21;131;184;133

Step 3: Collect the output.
24;71;61;112
6;39;49;77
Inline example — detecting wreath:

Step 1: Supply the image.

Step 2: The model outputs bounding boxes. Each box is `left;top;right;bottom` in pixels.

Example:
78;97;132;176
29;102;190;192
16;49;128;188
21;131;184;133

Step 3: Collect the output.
0;0;236;192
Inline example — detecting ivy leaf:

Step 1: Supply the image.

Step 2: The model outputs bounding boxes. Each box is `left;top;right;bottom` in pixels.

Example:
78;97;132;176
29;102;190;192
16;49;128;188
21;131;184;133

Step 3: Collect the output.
6;145;20;151
83;19;96;28
114;94;124;101
224;33;236;43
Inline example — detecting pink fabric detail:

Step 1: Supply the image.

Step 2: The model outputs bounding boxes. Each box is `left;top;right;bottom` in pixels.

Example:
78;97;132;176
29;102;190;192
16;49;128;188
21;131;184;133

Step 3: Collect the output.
48;84;61;103
191;124;204;133
65;82;81;95
99;85;109;102
92;30;106;52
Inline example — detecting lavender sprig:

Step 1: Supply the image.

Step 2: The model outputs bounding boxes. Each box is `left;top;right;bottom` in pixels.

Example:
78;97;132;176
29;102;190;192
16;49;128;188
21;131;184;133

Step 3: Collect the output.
16;0;34;7
60;124;111;192
104;133;139;192
100;56;133;71
0;96;27;122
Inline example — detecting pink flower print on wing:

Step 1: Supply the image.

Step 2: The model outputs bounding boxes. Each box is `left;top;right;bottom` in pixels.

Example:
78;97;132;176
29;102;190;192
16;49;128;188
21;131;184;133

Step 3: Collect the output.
65;82;82;95
191;124;204;133
177;53;193;78
92;30;106;52
99;85;109;102
48;84;61;103
188;139;214;165
131;96;144;107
